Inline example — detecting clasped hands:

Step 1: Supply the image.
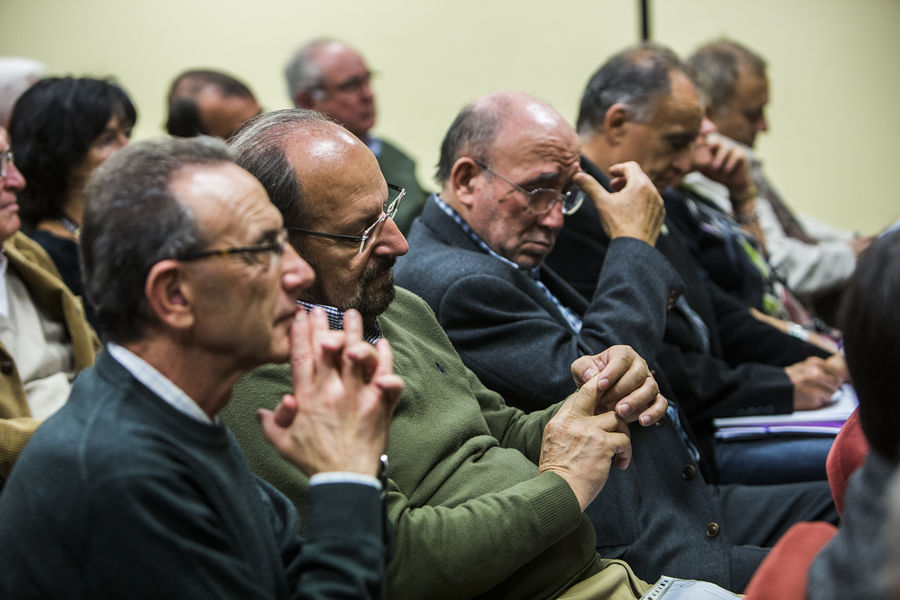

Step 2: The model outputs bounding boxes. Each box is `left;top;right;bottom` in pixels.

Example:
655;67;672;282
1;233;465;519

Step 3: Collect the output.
258;307;403;479
539;345;667;510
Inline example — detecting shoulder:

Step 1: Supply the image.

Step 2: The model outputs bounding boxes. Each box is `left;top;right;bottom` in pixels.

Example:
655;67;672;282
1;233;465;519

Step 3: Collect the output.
375;137;416;167
4;231;61;278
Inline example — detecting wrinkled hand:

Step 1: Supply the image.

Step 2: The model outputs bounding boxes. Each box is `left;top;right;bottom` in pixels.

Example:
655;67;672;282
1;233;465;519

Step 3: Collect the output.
539;377;632;511
786;353;848;411
570;345;667;426
258;307;404;477
576;161;664;246
697;134;752;200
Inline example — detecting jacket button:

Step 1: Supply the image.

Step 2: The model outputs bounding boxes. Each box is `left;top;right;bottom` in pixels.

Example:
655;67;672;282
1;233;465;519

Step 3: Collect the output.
706;522;720;538
0;359;13;374
681;465;696;480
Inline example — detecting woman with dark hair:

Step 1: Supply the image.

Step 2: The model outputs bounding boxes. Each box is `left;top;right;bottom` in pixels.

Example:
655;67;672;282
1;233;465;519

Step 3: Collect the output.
8;76;136;328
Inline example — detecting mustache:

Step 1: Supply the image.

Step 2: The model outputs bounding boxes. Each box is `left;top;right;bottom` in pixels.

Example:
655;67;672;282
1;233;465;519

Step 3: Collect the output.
360;255;396;285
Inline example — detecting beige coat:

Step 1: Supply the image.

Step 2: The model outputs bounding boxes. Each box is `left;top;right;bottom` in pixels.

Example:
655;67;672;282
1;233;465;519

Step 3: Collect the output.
0;232;99;477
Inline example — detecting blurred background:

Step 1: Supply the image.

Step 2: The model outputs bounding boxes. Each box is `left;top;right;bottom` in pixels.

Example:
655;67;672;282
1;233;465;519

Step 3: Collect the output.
2;0;897;233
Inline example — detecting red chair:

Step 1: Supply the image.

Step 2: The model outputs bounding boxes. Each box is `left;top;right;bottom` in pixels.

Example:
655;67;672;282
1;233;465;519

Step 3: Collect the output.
743;409;867;599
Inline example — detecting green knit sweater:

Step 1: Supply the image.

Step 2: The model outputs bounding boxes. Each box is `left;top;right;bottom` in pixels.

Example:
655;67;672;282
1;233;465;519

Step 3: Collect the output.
224;288;608;600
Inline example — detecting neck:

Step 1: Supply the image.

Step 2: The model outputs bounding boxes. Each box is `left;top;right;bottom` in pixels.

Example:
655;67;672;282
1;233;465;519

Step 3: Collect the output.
122;337;248;419
63;186;86;225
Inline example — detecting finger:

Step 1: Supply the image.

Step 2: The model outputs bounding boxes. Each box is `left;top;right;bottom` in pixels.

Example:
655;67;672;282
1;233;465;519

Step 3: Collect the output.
271;394;299;428
636;393;668;426
571;354;606;386
257;408;289;455
591;345;635;382
611;375;660;422
343;308;364;345
374;373;405;416
594;412;633;470
573;171;612;205
345;341;381;382
723;149;743;174
561;376;604;418
290;309;314;387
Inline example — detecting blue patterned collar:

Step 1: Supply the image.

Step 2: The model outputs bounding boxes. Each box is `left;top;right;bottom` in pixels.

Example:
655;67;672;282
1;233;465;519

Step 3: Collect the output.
297;300;382;344
432;194;540;279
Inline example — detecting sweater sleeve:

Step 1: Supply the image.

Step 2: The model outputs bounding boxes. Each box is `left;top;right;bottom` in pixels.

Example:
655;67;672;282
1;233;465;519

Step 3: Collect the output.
434;238;679;413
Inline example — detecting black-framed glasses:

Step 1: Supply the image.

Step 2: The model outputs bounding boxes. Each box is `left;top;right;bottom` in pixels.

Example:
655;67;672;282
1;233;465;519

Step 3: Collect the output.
176;228;289;269
288;183;405;254
473;159;585;216
0;150;13;180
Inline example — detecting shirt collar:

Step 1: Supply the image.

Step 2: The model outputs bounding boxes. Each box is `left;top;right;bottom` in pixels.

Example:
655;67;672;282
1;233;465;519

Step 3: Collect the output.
296;300;383;344
107;342;216;425
366;135;382;158
432;194;540;279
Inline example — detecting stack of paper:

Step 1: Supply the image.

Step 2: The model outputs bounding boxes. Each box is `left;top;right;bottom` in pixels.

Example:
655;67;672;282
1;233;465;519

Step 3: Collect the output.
713;384;857;440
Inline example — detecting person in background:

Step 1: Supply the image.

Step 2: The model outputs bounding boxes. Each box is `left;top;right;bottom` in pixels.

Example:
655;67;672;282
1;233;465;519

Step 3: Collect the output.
285;39;429;233
0;125;98;482
0;56;46;126
688;39;872;318
9;76;136;328
166;69;261;139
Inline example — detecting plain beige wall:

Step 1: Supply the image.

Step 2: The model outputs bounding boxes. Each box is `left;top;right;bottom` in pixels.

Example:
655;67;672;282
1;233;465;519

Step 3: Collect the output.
2;0;897;233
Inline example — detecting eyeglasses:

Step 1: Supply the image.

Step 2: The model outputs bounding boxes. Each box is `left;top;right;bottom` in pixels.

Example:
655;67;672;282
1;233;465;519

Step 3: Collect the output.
0;150;13;180
176;228;289;269
288;183;405;254
315;71;375;96
473;159;585;216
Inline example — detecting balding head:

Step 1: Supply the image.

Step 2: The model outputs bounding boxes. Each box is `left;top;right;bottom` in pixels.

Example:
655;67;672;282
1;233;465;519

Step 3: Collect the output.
228;108;407;323
285;40;376;140
438;91;581;269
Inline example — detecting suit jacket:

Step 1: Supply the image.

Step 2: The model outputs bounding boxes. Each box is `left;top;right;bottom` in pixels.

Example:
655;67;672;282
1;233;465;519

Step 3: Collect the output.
546;158;827;439
395;198;769;589
395;196;683;411
0;232;99;478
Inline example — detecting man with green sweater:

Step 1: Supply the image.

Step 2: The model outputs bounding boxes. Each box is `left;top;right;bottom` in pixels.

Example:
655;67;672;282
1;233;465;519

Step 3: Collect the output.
224;109;669;600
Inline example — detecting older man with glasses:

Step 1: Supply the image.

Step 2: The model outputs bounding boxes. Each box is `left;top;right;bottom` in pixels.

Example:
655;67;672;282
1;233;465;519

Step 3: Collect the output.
222;108;677;599
285;39;429;234
393;91;837;593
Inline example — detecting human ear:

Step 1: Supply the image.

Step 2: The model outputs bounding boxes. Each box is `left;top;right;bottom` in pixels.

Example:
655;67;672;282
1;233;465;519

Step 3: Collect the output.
144;260;195;331
604;104;632;145
449;157;481;209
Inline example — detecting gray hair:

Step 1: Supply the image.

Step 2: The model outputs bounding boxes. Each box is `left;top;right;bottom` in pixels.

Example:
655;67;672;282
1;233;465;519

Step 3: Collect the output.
688;39;767;114
435;99;503;185
0;56;47;124
81;136;234;343
284;38;338;105
576;43;688;137
228;108;334;236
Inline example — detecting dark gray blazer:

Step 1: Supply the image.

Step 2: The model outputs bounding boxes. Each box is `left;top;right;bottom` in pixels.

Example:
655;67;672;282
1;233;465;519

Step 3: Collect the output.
395;196;682;411
394;197;835;591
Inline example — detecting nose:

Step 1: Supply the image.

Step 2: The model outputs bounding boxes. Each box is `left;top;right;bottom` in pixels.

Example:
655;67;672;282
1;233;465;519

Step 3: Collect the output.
538;201;565;232
756;113;768;133
280;241;315;295
375;216;408;257
2;160;25;191
114;132;130;151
